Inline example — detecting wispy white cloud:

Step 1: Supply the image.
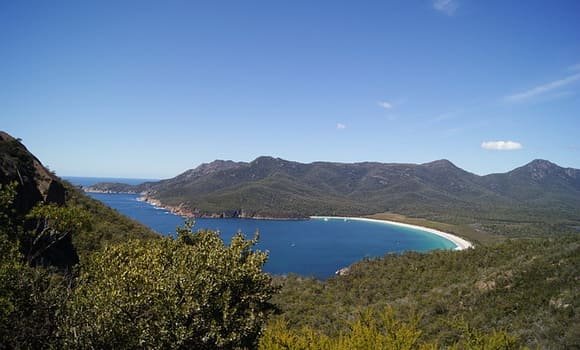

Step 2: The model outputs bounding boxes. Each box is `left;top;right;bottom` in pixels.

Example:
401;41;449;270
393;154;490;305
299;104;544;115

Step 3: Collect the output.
504;73;580;102
377;101;393;109
336;123;346;130
481;140;523;151
433;0;458;15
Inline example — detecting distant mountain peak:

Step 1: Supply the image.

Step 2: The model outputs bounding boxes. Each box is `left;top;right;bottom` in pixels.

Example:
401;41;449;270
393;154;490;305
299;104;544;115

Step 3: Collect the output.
250;156;292;169
510;159;570;182
203;159;239;167
179;159;244;179
86;154;579;222
421;159;457;169
197;159;243;169
252;156;283;163
525;159;558;169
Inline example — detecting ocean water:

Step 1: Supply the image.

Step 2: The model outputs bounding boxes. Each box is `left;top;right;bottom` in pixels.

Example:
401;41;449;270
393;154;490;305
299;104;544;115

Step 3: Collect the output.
66;177;457;279
63;176;159;187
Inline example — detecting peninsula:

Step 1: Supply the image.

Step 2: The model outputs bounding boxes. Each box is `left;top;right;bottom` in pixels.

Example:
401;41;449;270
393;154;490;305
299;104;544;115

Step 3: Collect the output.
87;156;580;239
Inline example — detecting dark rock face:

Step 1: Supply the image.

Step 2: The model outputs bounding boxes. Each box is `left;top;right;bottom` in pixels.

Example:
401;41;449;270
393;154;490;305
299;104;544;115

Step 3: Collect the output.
46;180;66;206
0;131;78;269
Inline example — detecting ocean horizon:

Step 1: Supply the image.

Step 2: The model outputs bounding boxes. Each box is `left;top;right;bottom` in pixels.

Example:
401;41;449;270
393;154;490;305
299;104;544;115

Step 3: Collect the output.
63;176;160;187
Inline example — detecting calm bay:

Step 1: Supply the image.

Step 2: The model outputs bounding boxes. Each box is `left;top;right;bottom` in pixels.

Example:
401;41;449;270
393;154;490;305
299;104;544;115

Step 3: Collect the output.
66;177;457;278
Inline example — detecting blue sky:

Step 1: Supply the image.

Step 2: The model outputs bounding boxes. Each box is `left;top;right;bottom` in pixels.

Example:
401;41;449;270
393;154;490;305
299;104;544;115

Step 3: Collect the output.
2;0;579;178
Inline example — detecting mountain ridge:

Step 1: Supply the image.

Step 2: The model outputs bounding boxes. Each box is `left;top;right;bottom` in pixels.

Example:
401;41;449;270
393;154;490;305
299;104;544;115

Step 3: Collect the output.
87;156;580;236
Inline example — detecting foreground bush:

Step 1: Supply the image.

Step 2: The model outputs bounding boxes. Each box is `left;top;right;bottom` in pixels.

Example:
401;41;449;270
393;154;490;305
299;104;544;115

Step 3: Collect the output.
62;225;276;349
260;308;522;350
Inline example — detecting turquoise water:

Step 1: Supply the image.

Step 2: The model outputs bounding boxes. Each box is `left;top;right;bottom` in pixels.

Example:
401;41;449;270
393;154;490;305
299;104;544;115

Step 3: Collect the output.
65;177;457;279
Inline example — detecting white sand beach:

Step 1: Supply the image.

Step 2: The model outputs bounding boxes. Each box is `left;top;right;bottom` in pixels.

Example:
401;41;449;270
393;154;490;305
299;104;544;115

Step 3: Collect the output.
310;216;474;250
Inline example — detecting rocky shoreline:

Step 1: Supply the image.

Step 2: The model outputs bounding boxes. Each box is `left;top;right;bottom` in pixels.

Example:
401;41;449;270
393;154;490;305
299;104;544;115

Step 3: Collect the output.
137;196;198;218
138;196;310;220
85;189;308;220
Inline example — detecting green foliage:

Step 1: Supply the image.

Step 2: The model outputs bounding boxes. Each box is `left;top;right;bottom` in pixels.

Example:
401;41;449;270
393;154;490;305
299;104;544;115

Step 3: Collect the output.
0;262;67;349
28;203;89;237
1;136;577;348
24;203;90;265
0;234;20;321
448;320;521;350
0;184;27;321
0;232;68;349
0;183;20;242
1;181;275;349
260;308;523;350
0;182;69;348
272;236;579;349
62;224;277;349
1;181;85;269
0;176;572;349
63;181;157;257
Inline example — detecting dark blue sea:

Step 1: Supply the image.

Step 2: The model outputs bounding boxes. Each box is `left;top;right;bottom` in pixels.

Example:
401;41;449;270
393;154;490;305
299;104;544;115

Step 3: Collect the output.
64;176;457;279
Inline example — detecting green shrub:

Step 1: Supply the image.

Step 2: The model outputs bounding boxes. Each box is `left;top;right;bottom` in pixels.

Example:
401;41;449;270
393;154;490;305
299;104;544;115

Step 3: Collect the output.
62;224;277;349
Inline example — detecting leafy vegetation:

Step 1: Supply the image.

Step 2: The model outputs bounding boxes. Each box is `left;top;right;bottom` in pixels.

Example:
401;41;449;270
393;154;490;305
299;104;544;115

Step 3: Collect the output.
62;224;276;349
0;132;157;264
2;133;578;348
260;308;522;350
1;182;277;349
2;175;542;349
0;132;278;347
0;183;69;348
270;236;579;349
63;180;157;258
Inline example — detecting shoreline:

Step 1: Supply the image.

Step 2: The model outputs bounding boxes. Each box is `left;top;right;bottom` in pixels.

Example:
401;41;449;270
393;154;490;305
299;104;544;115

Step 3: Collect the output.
137;195;306;220
310;216;474;251
86;190;472;250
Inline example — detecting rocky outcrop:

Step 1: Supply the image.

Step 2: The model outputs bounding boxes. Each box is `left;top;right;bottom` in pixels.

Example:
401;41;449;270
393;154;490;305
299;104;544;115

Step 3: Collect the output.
0;131;78;269
0;132;66;208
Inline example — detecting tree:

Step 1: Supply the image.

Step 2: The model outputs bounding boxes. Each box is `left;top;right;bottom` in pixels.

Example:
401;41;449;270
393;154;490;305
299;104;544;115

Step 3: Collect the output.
0;184;68;349
25;203;88;267
259;308;521;350
62;223;277;349
0;181;88;270
0;183;19;242
260;308;424;350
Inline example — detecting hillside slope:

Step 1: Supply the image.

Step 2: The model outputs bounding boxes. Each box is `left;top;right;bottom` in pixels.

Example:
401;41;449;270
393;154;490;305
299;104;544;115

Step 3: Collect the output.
89;156;580;237
2;132;578;348
0;131;157;266
272;235;580;349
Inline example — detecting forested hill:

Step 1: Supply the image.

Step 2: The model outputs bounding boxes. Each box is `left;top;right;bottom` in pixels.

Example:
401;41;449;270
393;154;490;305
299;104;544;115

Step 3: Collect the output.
1;133;578;348
89;156;580;236
0;131;157;267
